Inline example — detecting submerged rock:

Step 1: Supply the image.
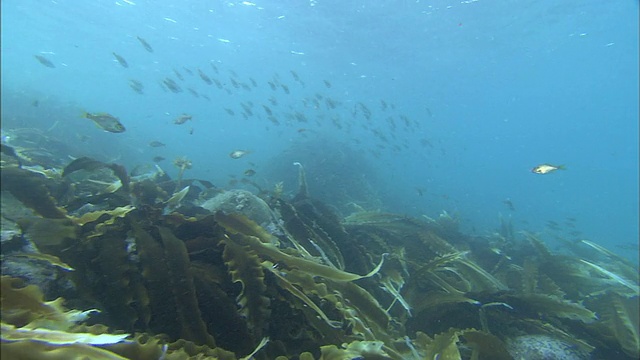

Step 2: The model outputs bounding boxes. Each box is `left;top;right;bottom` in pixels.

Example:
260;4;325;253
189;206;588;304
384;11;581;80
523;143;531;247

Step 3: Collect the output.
200;189;274;226
506;334;591;360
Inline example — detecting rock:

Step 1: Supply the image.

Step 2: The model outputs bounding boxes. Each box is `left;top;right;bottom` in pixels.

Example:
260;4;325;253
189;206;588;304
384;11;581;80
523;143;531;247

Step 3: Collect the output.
506;334;591;360
200;190;274;226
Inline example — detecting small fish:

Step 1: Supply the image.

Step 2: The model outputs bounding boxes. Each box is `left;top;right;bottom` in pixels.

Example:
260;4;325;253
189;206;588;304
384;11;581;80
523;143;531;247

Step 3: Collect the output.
502;198;516;211
112;52;129;68
136;36;154;52
34;54;55;68
152;156;166;162
244;169;256;176
128;79;144;94
229;150;250;159
149;141;166;147
531;164;565;174
173;114;192;125
81;112;126;133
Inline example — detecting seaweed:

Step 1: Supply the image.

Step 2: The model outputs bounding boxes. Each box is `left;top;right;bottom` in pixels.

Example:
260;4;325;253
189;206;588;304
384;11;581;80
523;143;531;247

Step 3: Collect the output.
158;226;216;346
220;234;271;339
1;166;67;218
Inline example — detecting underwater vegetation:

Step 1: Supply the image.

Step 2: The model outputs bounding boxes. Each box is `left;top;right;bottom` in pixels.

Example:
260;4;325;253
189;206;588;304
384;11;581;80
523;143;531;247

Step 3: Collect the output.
1;142;639;359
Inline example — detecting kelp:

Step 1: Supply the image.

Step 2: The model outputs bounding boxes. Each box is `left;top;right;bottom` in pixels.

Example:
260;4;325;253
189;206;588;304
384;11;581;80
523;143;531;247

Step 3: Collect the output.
1;166;67;218
266;261;342;329
157;226;216;346
503;293;597;323
16;217;78;247
426;328;462;360
226;230;386;282
596;293;640;358
318;341;392;360
72;205;136;226
219;234;271;339
6;252;75;271
1;323;130;345
215;211;279;244
0;276;92;329
62;156;130;191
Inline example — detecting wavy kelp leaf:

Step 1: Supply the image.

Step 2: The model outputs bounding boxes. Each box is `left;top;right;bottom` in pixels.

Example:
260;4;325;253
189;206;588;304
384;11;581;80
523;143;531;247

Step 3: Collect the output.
319;341;392;360
16;217;78;247
292;161;309;200
219;235;270;338
7;252;74;271
157;226;216;347
1;323;130;345
278;200;345;270
1;143;22;166
454;257;508;292
508;293;597;323
0;276;72;328
522;231;553;260
227;232;385;282
0;166;67;218
265;261;341;329
416;230;460;257
215;211;278;244
131;221;176;333
579;259;640;294
82;228;148;331
460;329;512;360
426;329;462;360
72;205;136;226
408;291;480;316
62;157;130;191
0;340;130;360
602;293;640;358
332;281;392;341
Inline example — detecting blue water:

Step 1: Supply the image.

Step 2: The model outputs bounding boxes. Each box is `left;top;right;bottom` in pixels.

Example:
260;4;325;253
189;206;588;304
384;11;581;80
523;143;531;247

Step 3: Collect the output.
2;0;638;262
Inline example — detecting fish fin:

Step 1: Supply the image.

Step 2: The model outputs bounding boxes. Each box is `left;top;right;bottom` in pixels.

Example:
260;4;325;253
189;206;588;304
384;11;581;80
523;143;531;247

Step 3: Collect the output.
557;164;567;170
80;111;89;119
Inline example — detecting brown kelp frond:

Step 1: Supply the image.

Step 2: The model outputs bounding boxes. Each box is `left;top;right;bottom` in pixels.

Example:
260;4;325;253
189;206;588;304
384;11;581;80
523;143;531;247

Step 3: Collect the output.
71;205;135;226
219;235;271;338
226;231;386;282
506;293;597;323
1;276;96;330
596;293;640;358
63;156;130;191
214;211;279;245
265;262;341;329
1;166;67;218
157;226;217;347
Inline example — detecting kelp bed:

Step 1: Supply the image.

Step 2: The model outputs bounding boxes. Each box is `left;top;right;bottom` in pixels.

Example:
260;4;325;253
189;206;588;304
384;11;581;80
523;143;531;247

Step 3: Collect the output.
1;145;638;359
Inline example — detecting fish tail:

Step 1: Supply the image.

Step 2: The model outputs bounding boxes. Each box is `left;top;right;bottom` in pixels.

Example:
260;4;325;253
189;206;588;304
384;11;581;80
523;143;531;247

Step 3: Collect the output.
80;111;89;118
557;164;567;170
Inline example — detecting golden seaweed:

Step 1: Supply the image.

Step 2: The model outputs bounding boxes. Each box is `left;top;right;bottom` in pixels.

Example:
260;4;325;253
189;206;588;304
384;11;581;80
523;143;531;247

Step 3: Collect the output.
219;235;271;339
1;166;67;218
7;252;74;271
158;226;217;347
226;231;385;282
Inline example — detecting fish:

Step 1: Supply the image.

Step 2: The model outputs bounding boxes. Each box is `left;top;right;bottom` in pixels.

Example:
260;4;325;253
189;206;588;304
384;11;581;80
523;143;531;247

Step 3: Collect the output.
81;112;126;133
136;36;154;52
502;198;516;211
173;114;192;125
152;156;166;162
128;79;144;94
531;164;565;174
34;55;55;68
112;52;129;68
229;150;250;159
244;169;256;176
149;141;166;147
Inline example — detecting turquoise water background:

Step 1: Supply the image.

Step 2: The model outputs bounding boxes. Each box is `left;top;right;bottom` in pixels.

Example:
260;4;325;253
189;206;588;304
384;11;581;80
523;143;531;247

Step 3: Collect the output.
1;0;638;261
